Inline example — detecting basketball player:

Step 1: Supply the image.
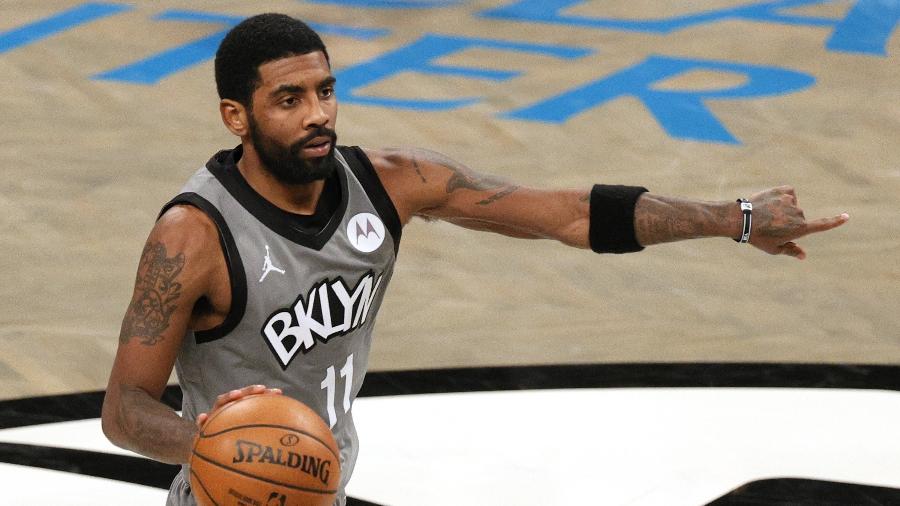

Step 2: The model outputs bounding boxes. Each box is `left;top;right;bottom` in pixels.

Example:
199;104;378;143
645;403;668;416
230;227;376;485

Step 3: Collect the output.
100;13;849;506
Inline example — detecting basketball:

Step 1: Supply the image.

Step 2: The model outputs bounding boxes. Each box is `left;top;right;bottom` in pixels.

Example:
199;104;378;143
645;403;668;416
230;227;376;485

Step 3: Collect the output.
190;394;340;506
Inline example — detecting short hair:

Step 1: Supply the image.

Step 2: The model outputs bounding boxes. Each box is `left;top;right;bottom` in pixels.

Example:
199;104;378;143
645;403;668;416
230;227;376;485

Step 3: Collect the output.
215;13;330;108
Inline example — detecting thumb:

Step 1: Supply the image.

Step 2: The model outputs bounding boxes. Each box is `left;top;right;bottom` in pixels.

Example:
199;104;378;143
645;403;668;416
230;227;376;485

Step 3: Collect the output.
778;241;806;260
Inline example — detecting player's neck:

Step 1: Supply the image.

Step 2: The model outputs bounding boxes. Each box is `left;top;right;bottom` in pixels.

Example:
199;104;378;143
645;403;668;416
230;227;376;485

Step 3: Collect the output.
237;146;326;216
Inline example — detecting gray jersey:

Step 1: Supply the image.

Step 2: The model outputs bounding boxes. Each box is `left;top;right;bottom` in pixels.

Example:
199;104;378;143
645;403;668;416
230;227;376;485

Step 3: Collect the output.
163;146;400;506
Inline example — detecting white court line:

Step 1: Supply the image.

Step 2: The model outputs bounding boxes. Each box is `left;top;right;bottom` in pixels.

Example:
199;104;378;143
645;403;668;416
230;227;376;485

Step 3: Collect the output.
346;388;900;505
1;388;898;505
0;463;168;505
0;418;140;456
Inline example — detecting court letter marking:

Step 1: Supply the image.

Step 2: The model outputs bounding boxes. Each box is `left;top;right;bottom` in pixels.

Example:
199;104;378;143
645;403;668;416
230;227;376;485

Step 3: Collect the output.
505;55;815;144
0;2;132;55
335;34;592;110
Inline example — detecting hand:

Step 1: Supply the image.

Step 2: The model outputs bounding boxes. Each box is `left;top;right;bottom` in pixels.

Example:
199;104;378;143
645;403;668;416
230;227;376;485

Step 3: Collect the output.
748;186;849;260
196;384;282;429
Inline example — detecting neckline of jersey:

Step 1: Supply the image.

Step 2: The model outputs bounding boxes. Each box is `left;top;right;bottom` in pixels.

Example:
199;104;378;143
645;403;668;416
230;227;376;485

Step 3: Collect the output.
206;145;350;250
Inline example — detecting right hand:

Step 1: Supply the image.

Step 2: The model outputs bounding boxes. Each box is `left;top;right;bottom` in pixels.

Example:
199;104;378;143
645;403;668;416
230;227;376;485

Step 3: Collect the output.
196;384;282;429
748;186;849;259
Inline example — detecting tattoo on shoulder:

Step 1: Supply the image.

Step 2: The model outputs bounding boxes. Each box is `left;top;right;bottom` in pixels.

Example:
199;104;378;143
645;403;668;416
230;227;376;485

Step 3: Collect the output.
120;242;185;345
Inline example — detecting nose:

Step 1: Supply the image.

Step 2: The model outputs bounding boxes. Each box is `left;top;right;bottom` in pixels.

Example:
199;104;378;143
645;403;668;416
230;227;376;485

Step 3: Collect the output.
303;97;329;130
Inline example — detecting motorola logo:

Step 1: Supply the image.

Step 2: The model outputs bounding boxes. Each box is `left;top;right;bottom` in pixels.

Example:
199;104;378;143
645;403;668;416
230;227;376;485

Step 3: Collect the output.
347;213;385;253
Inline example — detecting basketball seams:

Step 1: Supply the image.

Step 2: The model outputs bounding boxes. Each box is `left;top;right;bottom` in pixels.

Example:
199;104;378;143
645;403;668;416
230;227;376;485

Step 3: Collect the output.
199;396;246;433
191;450;338;495
189;468;222;506
198;423;340;461
191;395;340;504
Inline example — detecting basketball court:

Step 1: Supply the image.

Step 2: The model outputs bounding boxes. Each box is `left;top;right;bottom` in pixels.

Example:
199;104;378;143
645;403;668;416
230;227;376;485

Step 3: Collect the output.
1;0;899;504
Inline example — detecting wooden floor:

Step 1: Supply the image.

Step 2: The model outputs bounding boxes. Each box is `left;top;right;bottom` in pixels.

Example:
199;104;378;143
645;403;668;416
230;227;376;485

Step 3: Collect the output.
1;0;898;400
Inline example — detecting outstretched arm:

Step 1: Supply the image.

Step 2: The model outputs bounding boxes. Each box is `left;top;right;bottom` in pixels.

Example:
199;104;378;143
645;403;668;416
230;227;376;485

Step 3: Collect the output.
366;147;849;258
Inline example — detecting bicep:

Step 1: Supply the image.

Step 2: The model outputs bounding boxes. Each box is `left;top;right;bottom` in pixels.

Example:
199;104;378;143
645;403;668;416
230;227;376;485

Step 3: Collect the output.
108;207;216;400
413;153;589;245
370;147;591;246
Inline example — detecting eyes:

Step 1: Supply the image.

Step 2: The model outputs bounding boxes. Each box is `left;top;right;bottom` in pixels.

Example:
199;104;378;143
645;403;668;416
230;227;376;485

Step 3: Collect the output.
278;86;335;108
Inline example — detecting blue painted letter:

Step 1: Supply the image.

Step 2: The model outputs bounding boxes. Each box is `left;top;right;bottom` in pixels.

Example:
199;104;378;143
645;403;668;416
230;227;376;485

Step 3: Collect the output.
826;0;900;55
94;11;389;84
336;34;591;110
505;55;815;144
480;0;900;56
303;0;463;8
0;2;131;55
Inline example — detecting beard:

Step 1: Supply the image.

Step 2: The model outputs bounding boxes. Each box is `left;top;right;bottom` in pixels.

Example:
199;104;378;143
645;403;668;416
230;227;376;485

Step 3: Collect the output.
248;117;338;185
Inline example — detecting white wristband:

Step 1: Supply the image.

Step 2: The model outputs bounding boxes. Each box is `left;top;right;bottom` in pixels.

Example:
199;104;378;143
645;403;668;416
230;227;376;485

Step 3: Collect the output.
734;198;752;243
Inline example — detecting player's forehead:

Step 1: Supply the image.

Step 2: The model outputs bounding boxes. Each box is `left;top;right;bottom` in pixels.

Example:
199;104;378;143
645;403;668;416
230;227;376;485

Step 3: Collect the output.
256;51;332;91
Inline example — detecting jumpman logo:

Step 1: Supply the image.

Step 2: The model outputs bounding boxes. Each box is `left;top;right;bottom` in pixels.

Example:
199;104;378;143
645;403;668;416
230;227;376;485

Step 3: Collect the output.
259;244;286;283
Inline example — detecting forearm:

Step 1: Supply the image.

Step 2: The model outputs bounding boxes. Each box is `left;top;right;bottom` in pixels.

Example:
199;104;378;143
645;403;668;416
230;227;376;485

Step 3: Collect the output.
460;189;743;250
102;383;197;464
633;193;742;246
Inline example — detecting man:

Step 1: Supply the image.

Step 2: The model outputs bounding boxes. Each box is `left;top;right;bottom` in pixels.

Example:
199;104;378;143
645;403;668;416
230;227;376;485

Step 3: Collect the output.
100;13;849;506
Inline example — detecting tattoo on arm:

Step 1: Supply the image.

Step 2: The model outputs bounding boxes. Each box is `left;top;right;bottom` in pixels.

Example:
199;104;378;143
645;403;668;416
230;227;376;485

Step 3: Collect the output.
411;156;427;184
477;185;520;205
120;242;185;345
116;383;197;464
412;149;519;204
444;164;507;193
634;195;732;246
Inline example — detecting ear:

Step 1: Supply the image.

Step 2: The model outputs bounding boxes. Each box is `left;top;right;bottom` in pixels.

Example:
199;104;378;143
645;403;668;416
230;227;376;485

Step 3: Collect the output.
220;99;249;137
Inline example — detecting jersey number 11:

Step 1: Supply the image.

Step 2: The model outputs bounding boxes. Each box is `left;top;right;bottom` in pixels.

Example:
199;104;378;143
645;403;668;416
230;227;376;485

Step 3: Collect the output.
320;354;354;428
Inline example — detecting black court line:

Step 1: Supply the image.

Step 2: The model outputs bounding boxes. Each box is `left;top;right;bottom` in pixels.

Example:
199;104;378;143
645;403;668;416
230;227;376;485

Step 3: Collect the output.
708;478;900;505
357;362;900;397
0;442;178;489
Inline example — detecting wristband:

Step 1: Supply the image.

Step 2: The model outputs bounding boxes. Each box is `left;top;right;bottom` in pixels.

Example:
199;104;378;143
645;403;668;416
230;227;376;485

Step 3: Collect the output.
734;198;752;243
589;184;649;254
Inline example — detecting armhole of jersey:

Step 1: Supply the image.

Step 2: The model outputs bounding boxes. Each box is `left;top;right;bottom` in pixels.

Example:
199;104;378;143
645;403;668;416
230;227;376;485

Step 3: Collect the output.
338;146;402;255
160;192;247;344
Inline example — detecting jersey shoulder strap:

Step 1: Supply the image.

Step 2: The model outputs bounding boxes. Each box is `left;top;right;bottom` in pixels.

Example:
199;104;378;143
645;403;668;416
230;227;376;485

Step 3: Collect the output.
159;191;248;343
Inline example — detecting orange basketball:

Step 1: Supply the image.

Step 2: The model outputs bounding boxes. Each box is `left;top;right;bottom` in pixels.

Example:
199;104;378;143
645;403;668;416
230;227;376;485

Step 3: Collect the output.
190;394;340;506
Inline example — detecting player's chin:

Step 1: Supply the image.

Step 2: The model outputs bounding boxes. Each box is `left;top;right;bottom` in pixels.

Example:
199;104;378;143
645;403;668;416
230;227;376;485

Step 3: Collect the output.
304;156;336;180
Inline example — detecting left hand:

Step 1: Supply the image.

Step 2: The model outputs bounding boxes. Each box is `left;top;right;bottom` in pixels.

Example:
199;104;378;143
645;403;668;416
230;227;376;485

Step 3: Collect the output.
748;186;849;260
196;384;282;429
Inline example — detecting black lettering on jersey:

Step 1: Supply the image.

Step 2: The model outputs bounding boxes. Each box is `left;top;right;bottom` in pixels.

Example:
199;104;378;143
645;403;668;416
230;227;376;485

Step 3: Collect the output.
261;271;383;369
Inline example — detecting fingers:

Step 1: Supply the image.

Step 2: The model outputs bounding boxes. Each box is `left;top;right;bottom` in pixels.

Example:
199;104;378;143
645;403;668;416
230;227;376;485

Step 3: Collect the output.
780;185;797;205
198;385;283;429
212;385;282;411
804;213;850;235
215;385;264;408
